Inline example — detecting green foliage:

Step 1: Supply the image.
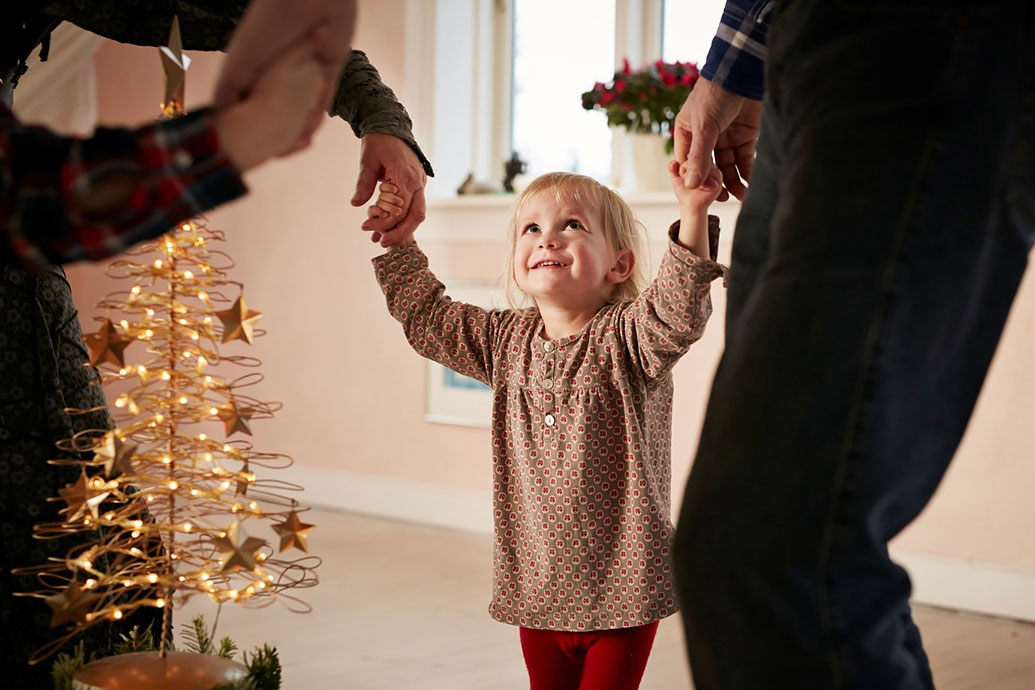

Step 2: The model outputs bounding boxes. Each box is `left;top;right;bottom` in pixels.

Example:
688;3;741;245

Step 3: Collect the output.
182;614;215;654
113;623;159;655
243;644;282;690
50;641;95;690
216;636;239;660
52;615;280;690
582;58;701;150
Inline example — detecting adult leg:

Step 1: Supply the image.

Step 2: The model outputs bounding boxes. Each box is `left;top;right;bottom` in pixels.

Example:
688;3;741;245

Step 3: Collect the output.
578;622;658;690
674;1;1035;688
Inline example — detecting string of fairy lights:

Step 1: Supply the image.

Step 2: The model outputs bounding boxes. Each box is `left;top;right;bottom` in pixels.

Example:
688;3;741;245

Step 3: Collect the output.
15;16;319;664
18;216;320;662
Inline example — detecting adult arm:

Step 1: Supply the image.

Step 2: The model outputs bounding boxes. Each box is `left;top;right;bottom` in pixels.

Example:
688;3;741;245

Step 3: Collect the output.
33;4;433;174
672;1;772;198
0;105;246;268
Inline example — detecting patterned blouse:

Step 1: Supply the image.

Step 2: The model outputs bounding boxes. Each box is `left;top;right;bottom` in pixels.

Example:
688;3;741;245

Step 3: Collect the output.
374;220;724;631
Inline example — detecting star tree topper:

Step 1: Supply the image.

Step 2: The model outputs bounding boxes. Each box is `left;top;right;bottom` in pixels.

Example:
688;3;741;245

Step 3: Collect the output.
160;15;192;115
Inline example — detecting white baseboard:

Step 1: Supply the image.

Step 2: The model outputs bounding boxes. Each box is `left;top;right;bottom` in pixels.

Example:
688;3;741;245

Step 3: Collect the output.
286;467;492;534
287;468;1035;623
892;549;1035;623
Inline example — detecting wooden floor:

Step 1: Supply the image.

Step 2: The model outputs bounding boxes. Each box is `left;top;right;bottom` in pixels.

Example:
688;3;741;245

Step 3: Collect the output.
180;510;1035;689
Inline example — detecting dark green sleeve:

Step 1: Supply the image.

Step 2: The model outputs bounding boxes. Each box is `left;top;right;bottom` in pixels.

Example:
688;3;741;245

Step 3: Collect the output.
40;3;433;175
329;50;433;176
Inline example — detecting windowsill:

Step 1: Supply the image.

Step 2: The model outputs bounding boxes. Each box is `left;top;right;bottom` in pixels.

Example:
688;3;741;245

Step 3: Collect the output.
427;191;727;210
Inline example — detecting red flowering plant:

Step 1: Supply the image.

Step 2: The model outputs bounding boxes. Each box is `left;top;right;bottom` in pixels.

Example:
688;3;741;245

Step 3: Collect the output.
581;58;700;153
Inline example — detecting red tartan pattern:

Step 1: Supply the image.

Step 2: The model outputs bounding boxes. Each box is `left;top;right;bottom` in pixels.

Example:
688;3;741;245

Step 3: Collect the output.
1;105;246;268
374;233;723;630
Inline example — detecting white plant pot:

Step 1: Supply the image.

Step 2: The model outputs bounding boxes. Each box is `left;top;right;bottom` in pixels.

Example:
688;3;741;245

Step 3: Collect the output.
627;132;672;193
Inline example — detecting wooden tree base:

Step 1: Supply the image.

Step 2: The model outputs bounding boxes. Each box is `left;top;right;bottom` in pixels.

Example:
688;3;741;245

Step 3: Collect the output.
72;651;247;690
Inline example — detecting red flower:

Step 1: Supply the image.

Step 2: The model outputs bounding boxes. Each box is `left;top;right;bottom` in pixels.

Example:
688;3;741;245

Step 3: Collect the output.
660;70;676;86
614;78;627;93
639;92;648;102
680;72;696;86
621;58;631;75
654;59;666;71
599;91;616;106
593;81;606;92
622;103;634;111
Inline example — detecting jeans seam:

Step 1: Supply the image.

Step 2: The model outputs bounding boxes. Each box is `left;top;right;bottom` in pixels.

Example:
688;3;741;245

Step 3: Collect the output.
815;133;941;689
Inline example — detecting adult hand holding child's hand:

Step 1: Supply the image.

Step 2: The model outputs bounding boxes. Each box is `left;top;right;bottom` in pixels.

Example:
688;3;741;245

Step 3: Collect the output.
214;0;358;150
215;41;326;173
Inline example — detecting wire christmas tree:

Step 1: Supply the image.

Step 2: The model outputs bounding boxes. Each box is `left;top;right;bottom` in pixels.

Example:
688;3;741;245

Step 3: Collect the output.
17;18;319;674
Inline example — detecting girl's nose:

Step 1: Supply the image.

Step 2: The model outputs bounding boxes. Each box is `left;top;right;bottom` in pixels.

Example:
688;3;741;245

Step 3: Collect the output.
539;229;561;249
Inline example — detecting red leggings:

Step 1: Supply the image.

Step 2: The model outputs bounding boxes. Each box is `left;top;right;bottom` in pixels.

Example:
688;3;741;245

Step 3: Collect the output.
519;622;659;690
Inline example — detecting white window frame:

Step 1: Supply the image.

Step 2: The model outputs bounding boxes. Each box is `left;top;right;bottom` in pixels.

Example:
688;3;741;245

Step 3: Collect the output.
407;0;670;198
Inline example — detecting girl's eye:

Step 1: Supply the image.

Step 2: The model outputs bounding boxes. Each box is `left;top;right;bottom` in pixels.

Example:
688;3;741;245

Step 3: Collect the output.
523;224;540;234
566;219;583;230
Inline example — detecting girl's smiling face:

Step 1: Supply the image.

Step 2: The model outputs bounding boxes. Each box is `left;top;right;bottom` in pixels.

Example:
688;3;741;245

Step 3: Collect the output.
512;192;633;311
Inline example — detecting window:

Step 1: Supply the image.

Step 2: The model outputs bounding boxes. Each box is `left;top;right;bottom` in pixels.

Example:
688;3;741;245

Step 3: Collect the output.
661;0;725;65
417;0;727;197
507;0;725;186
510;0;616;181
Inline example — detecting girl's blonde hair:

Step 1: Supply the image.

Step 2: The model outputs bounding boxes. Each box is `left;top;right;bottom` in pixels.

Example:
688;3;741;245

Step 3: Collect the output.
503;172;647;308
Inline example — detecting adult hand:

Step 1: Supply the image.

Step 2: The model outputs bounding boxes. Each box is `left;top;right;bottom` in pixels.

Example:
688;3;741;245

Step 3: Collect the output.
214;0;358;143
215;42;326;172
354;133;428;246
673;77;762;201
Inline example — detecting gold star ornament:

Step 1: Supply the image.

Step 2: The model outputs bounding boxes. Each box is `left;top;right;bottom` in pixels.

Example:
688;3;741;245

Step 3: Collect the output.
59;473;113;522
160;15;192;116
84;319;134;367
215;295;262;345
94;431;137;478
44;582;103;627
217;399;253;436
211;521;267;573
272;511;315;553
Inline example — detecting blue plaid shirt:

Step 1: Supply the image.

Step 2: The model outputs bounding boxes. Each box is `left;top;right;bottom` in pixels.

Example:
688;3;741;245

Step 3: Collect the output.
702;1;775;100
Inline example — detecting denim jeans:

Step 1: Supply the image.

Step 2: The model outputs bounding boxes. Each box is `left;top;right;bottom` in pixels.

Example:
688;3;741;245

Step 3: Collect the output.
673;1;1035;688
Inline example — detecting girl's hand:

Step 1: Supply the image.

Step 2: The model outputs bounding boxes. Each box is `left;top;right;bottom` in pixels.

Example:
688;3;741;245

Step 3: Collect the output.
367;181;416;246
669;159;723;213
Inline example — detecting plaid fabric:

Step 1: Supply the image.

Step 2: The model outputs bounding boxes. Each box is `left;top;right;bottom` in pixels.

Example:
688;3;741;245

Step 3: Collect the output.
0;106;247;268
701;1;775;100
